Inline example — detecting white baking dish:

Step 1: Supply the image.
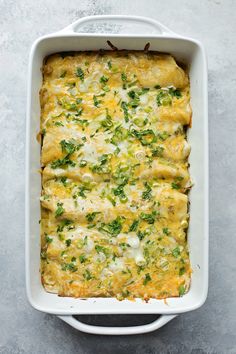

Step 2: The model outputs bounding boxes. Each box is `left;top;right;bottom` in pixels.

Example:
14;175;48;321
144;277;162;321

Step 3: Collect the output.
26;15;208;335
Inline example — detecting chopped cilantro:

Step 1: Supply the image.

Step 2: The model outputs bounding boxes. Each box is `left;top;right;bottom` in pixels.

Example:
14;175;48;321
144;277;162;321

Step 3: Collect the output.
129;219;139;232
51;140;83;169
95;245;108;255
152;146;164;157
55;202;64;217
140;211;158;224
137;230;145;240
79;254;86;263
171;182;181;190
113;184;128;203
99;216;123;236
54;121;64;127
93;95;102;107
121;72;127;81
100;75;109;84
78;186;89;199
142;182;152;200
91;154;111;174
169;87;182;98
45;235;53;243
65;239;72;247
57;219;73;232
163;227;170;235
51;156;76;169
127;90;140;108
60;139;83;155
86;212;101;222
83;269;93;280
143;273;151;285
121;101;129;122
62;263;77;272
59;176;67;186
76;67;84;81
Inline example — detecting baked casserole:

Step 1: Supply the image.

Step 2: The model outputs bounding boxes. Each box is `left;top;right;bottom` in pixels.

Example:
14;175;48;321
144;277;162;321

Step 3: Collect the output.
40;50;192;300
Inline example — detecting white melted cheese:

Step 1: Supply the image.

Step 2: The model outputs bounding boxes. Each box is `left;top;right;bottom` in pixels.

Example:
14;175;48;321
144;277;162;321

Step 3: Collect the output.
109;258;124;272
81;144;98;163
127;234;140;248
94;252;106;263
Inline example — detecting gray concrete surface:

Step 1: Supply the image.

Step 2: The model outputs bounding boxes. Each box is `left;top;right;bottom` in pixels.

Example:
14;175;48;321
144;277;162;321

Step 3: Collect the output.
1;0;236;353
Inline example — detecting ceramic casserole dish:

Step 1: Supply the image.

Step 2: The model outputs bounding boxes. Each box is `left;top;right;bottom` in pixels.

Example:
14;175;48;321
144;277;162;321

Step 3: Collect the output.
26;15;208;335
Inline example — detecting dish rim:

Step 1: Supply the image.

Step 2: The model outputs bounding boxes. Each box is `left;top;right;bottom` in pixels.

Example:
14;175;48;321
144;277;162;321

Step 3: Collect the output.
25;17;209;316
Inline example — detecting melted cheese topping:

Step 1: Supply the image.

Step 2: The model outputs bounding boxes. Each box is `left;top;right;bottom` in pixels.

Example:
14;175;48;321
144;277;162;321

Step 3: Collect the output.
40;51;192;300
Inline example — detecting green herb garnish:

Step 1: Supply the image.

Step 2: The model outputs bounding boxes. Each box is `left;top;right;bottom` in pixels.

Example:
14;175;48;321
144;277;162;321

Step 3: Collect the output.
129;219;139;232
121;101;129;122
79;160;87;167
79;254;86;263
100;75;109;84
142;182;152;200
99;216;123;236
55;202;64;217
76;67;84;81
130;129;156;146
93;95;102;107
143;273;152;285
62;263;77;272
60;139;83;155
151;146;164;157
163;227;170;235
83;269;93;280
140;211;158;224
86;212;101;223
95;245;108;256
65;239;72;247
51;156;76;169
171;182;181;190
179;284;186;296
121;72;127;81
113;184;128;203
57;219;73;232
45;235;53;243
172;247;181;258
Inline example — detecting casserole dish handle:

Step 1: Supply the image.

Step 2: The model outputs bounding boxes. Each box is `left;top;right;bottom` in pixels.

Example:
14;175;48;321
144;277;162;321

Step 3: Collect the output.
61;15;177;35
59;314;176;335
